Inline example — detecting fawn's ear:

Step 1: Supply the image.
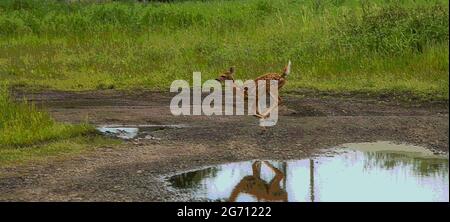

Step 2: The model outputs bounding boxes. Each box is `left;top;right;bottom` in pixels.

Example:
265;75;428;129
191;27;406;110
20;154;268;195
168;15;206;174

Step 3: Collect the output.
282;60;291;77
228;67;235;76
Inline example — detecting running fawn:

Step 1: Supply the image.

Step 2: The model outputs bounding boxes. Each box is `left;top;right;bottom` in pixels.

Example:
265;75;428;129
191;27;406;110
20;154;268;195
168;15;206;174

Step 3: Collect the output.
253;60;291;105
216;61;291;119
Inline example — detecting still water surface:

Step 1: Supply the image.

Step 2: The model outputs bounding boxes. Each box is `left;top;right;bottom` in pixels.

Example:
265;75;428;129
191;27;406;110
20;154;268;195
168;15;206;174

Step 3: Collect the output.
168;142;449;202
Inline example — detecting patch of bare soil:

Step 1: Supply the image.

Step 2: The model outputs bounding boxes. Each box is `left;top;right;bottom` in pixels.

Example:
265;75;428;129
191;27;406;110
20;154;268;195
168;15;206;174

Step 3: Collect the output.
0;90;448;201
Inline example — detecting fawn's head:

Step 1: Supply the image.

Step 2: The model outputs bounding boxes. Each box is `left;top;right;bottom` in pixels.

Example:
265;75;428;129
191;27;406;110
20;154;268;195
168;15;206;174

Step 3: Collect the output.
215;67;235;83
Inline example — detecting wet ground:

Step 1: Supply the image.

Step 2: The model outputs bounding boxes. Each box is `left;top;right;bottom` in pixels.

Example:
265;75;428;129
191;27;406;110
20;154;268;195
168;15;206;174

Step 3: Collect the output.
0;90;448;201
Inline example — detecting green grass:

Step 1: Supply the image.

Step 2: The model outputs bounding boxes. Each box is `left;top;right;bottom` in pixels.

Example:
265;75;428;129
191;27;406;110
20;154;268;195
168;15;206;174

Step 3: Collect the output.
0;0;448;101
0;85;93;147
0;84;117;166
0;135;120;166
0;0;447;166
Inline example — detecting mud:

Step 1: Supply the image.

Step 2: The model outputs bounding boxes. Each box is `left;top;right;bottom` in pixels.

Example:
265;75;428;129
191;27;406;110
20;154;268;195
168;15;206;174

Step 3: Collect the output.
0;90;448;201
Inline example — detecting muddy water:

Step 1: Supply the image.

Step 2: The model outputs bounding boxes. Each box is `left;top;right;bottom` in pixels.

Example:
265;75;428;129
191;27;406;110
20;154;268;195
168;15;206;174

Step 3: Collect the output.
168;142;449;202
96;124;186;139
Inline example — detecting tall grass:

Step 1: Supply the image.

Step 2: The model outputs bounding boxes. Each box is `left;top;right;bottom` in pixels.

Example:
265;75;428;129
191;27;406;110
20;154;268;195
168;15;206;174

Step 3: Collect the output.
0;0;448;100
0;84;92;147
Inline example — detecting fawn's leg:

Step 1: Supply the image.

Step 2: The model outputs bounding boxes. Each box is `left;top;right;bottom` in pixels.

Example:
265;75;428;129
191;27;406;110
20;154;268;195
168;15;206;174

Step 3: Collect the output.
278;96;282;105
263;161;285;192
259;91;279;118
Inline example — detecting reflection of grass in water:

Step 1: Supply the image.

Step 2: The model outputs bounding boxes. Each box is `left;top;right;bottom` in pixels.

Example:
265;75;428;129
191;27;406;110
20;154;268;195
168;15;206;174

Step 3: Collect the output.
169;167;219;189
363;152;449;177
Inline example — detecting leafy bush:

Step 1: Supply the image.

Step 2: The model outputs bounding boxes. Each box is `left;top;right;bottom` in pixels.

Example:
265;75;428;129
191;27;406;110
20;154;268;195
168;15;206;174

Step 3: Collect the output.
0;15;29;35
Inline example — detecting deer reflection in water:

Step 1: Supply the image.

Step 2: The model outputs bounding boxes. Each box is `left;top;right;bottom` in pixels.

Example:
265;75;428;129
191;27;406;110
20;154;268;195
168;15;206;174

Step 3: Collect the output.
169;148;448;202
229;161;288;202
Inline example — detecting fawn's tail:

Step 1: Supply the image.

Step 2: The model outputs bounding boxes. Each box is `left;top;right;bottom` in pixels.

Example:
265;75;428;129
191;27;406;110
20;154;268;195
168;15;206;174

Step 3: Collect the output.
282;60;291;78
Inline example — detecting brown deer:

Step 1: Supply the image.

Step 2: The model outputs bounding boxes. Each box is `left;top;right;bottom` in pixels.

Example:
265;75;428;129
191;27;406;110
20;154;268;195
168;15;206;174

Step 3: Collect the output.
216;61;291;119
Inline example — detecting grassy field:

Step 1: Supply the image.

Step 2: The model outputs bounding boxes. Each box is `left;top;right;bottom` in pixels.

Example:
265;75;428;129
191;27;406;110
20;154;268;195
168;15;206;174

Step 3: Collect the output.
0;83;94;148
0;135;118;166
0;84;111;165
0;84;92;147
0;0;448;100
0;0;448;165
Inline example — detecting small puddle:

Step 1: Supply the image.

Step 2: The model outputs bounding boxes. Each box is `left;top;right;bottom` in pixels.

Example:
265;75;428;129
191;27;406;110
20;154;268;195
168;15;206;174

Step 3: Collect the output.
167;142;449;202
96;124;186;139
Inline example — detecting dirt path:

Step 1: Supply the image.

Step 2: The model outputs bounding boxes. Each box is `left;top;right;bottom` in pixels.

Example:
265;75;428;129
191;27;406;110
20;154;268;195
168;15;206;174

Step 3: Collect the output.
0;90;448;201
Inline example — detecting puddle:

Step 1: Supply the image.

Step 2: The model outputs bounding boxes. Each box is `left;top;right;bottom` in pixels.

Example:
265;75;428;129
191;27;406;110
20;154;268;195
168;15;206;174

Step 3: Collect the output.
96;124;186;139
167;142;449;202
340;141;443;157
